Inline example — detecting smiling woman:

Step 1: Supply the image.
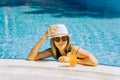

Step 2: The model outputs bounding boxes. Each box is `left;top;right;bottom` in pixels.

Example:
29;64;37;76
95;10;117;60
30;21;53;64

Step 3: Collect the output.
27;24;98;66
0;0;120;80
0;0;120;67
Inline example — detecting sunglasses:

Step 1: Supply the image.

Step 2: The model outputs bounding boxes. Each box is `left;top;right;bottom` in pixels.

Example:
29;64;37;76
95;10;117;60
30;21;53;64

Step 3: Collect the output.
53;36;68;42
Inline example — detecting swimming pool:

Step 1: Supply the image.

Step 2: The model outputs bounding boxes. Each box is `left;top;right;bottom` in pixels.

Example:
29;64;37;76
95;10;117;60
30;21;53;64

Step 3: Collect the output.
0;0;120;67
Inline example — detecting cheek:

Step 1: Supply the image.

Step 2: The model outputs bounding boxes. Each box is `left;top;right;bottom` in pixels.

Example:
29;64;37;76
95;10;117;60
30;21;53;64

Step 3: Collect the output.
64;42;67;46
54;42;58;47
54;42;57;46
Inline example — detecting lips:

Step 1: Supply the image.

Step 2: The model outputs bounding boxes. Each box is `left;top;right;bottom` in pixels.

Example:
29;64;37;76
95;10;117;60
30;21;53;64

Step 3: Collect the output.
59;44;64;46
58;44;65;47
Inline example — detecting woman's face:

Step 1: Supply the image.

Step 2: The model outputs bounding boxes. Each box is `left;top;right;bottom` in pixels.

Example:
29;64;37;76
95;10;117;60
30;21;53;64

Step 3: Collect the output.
53;35;68;50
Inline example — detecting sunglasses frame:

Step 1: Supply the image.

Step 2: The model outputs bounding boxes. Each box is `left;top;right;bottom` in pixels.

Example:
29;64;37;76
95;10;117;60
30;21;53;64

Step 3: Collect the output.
53;36;68;42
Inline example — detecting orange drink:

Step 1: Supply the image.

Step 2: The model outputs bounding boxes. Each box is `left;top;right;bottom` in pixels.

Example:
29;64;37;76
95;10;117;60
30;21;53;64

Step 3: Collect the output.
67;52;77;67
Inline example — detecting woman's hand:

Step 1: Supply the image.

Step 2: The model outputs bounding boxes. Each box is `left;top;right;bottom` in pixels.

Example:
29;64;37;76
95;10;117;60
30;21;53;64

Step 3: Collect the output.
58;56;69;63
45;25;57;38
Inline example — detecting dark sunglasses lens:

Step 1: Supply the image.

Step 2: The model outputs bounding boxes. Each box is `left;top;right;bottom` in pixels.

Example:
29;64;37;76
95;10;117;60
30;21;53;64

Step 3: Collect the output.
54;37;60;42
62;36;68;41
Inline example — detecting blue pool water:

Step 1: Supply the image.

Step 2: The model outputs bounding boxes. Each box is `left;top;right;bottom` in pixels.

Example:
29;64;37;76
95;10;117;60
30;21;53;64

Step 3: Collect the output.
0;0;120;67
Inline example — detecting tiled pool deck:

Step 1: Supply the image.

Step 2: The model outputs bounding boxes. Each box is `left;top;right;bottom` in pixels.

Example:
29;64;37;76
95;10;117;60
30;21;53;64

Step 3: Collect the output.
0;59;120;80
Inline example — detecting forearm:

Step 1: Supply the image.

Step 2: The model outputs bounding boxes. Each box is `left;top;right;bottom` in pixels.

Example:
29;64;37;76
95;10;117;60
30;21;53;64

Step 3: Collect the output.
77;57;98;66
27;33;47;60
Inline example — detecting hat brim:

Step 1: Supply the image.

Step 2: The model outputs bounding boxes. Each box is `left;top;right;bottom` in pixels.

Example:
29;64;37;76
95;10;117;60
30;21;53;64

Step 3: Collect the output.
47;34;72;39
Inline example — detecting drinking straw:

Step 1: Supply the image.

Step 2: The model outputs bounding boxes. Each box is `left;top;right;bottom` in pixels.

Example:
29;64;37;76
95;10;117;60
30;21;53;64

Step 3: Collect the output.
75;48;79;55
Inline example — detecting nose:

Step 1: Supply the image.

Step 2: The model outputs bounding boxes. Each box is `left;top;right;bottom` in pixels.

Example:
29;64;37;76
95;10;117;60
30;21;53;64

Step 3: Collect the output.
58;40;62;44
59;39;64;43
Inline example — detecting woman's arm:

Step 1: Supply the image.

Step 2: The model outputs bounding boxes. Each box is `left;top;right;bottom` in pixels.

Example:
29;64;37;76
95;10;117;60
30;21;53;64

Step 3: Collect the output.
72;46;98;66
27;33;48;61
27;25;57;61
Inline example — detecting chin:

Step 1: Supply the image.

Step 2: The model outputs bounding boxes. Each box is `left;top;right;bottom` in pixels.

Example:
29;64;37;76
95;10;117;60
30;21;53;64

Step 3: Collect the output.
58;46;65;49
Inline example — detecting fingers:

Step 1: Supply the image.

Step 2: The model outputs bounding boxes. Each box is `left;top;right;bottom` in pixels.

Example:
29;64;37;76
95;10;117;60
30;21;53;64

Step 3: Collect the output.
58;56;69;63
49;25;57;33
47;25;57;36
58;56;64;62
49;25;57;30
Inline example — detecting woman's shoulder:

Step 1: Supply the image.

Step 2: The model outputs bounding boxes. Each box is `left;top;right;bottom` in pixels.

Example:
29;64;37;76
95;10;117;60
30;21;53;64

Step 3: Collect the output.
71;45;79;49
71;45;83;52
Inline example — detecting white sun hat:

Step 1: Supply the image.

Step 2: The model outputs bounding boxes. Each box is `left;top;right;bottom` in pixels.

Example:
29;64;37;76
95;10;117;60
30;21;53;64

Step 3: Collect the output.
48;24;70;39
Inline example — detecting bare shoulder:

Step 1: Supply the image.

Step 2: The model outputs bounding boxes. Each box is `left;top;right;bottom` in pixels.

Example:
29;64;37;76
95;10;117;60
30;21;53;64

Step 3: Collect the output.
71;45;92;56
71;45;84;52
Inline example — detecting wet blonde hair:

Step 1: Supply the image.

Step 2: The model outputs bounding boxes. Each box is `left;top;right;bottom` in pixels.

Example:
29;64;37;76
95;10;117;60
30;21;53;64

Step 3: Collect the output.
50;36;71;59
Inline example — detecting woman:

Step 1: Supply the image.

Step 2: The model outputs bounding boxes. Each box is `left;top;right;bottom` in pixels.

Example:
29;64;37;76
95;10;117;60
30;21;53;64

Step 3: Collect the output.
27;24;98;66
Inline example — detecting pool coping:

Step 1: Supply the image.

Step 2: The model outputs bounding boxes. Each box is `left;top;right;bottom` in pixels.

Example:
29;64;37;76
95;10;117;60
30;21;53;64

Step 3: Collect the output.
0;59;120;80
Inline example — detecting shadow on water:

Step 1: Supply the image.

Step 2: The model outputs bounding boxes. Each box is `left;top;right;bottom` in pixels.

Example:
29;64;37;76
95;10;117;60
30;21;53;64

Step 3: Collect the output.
0;0;120;18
